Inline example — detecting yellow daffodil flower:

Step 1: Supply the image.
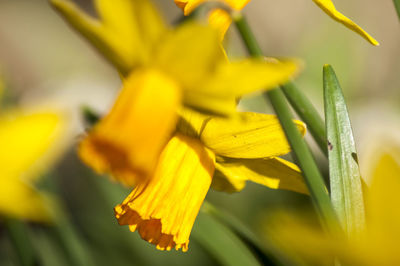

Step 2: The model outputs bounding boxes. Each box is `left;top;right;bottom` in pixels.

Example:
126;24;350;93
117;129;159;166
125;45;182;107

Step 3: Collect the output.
175;0;379;46
0;105;67;222
265;142;400;265
114;110;308;251
51;0;299;185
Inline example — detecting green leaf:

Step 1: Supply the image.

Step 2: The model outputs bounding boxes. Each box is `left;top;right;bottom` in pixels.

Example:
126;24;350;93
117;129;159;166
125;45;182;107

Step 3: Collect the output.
281;81;327;156
192;210;261;266
202;201;300;266
4;218;38;266
323;64;365;236
394;0;400;20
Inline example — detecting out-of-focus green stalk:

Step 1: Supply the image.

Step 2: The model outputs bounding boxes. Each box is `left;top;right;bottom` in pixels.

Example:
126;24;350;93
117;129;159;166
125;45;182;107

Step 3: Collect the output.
233;13;337;225
394;0;400;20
44;175;94;266
202;201;304;266
234;13;327;156
51;210;95;266
4;218;38;266
281;82;327;156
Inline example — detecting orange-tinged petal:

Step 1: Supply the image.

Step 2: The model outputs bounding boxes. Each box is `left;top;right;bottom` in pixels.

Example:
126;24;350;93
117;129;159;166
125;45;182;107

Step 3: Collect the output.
78;69;181;186
114;133;215;251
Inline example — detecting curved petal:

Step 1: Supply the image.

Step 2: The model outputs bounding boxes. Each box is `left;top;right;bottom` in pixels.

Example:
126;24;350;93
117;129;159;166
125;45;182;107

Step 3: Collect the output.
312;0;378;46
208;9;232;40
212;157;308;194
200;112;306;158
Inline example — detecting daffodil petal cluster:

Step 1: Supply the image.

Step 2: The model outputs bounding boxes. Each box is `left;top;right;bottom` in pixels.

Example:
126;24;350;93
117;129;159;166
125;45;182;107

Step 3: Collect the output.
0;107;66;222
114;109;308;251
175;0;379;46
52;0;299;185
178;110;308;193
51;0;308;251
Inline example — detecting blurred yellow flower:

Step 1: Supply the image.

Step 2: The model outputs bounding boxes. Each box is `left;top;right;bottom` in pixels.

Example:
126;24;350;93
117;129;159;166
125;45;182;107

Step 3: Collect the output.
265;142;400;265
115;110;308;251
52;0;299;185
175;0;379;46
0;108;66;222
78;69;180;186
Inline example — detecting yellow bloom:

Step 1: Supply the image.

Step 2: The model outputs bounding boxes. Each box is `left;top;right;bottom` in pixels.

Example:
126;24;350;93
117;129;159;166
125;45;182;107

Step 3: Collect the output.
265;142;400;265
52;0;299;184
115;111;308;251
0;108;67;222
175;0;379;46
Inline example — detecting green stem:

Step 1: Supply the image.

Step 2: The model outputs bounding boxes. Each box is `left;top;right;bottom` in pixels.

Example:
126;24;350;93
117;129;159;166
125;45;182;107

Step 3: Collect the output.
394;0;400;20
4;218;39;266
234;13;327;156
281;82;327;156
233;13;337;224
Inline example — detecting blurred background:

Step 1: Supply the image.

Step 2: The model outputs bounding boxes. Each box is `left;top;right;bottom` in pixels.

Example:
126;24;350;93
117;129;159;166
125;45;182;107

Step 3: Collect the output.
0;0;399;265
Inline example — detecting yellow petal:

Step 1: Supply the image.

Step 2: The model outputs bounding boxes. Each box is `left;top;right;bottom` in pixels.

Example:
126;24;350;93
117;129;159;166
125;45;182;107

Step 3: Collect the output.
95;0;166;48
78;69;181;186
177;108;209;138
154;22;224;89
0;111;66;182
208;9;232;41
200;112;306;158
183;92;237;116
366;147;400;245
114;133;215;251
0;110;66;221
174;0;249;15
213;157;308;194
51;0;166;74
174;0;202;15
264;210;344;265
224;0;250;10
195;58;299;98
0;180;55;222
312;0;379;46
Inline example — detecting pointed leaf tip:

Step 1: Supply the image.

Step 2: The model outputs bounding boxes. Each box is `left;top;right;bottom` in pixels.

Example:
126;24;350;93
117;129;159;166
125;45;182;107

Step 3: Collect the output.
323;64;365;236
